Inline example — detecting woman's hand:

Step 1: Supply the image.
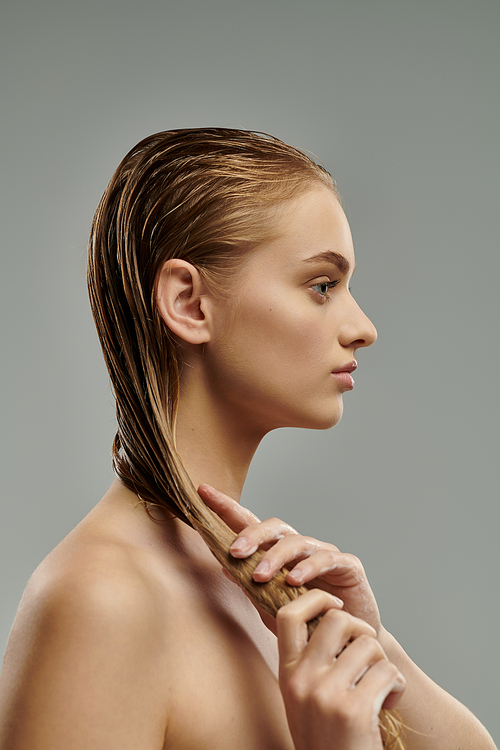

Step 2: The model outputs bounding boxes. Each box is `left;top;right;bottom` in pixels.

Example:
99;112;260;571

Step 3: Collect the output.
199;485;405;750
199;485;498;750
276;588;405;750
198;484;382;635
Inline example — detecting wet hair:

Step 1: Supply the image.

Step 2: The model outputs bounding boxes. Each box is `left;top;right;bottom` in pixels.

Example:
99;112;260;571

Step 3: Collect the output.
87;127;405;748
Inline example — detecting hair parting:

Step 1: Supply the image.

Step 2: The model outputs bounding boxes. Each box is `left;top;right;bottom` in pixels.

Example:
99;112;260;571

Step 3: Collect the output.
87;127;405;748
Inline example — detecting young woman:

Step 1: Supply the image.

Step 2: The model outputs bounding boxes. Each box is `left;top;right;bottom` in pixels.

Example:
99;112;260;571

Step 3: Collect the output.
0;129;495;750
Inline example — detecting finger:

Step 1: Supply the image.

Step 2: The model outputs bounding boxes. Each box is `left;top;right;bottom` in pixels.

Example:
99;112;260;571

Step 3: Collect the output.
290;551;370;595
197;484;260;532
228;518;299;559
251;533;320;580
354;658;406;715
332;633;387;686
277;590;363;667
284;548;342;586
303;611;377;669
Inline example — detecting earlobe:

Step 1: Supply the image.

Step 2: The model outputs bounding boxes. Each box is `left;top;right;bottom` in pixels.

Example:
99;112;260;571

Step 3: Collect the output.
156;259;212;344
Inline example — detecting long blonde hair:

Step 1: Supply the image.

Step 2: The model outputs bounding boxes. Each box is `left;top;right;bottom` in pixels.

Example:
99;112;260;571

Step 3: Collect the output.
87;128;405;748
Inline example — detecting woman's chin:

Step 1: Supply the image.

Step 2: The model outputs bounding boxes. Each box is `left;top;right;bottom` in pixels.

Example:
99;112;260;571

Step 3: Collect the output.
315;413;344;431
259;397;345;434
297;404;344;432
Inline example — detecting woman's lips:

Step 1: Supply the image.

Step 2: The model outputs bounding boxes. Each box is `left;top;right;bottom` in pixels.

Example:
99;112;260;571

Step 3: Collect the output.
332;371;355;389
331;361;357;390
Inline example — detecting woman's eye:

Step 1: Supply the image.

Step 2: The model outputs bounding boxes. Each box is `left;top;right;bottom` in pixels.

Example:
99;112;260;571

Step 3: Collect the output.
311;280;340;298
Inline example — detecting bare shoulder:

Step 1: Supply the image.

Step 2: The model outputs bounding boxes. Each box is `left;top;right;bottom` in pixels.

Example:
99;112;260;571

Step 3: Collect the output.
9;533;169;649
0;514;176;750
0;484;290;750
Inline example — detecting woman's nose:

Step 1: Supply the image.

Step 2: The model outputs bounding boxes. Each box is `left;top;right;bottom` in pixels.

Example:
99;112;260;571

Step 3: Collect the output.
339;301;377;350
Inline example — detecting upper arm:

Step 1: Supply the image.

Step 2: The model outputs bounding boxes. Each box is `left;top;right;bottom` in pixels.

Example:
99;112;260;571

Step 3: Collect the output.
0;566;170;750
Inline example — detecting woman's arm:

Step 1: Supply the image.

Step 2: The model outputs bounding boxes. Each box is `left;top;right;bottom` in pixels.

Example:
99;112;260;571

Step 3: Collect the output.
199;485;497;750
376;627;496;749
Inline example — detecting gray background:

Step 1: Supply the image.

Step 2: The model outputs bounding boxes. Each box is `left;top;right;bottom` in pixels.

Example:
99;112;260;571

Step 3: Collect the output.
1;0;499;742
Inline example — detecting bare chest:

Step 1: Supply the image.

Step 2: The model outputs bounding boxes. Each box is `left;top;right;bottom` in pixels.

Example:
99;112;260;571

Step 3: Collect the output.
158;571;294;750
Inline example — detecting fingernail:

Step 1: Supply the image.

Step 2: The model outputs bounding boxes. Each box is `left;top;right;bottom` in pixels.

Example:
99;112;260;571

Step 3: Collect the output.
199;484;217;497
230;537;251;555
253;560;270;576
288;570;304;584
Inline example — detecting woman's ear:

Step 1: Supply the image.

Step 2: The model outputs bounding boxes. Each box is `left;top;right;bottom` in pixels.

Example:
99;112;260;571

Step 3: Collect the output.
156;259;212;344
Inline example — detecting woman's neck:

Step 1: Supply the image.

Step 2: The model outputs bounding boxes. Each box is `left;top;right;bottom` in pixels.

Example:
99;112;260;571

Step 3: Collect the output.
174;373;264;503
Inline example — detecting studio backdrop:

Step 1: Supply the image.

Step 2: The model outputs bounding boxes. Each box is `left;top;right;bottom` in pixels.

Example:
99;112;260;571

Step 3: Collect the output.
1;0;499;741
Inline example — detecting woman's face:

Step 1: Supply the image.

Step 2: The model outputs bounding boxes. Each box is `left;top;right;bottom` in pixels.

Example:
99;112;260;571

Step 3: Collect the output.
204;186;377;435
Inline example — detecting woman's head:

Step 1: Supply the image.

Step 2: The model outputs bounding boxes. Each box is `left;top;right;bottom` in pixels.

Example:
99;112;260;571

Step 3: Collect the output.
88;128;338;511
159;186;377;437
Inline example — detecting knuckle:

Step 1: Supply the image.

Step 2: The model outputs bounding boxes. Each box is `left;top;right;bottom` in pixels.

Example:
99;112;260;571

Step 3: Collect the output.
310;685;337;716
323;606;342;624
284;669;310;704
260;518;296;539
344;551;360;565
265;517;286;528
374;659;399;681
322;549;338;563
302;536;319;547
356;633;382;655
322;542;340;555
372;658;400;684
344;552;364;573
325;606;353;625
314;599;344;625
276;604;296;625
334;699;359;727
268;518;297;535
355;633;375;648
318;693;364;730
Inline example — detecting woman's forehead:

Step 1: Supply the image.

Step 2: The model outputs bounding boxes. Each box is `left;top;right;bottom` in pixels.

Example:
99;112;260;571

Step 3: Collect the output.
246;187;355;272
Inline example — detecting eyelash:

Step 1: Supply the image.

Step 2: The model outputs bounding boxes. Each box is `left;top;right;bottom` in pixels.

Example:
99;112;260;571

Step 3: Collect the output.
311;279;340;300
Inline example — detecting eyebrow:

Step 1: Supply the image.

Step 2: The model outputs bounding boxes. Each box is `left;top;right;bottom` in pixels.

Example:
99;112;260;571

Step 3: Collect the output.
303;251;351;275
